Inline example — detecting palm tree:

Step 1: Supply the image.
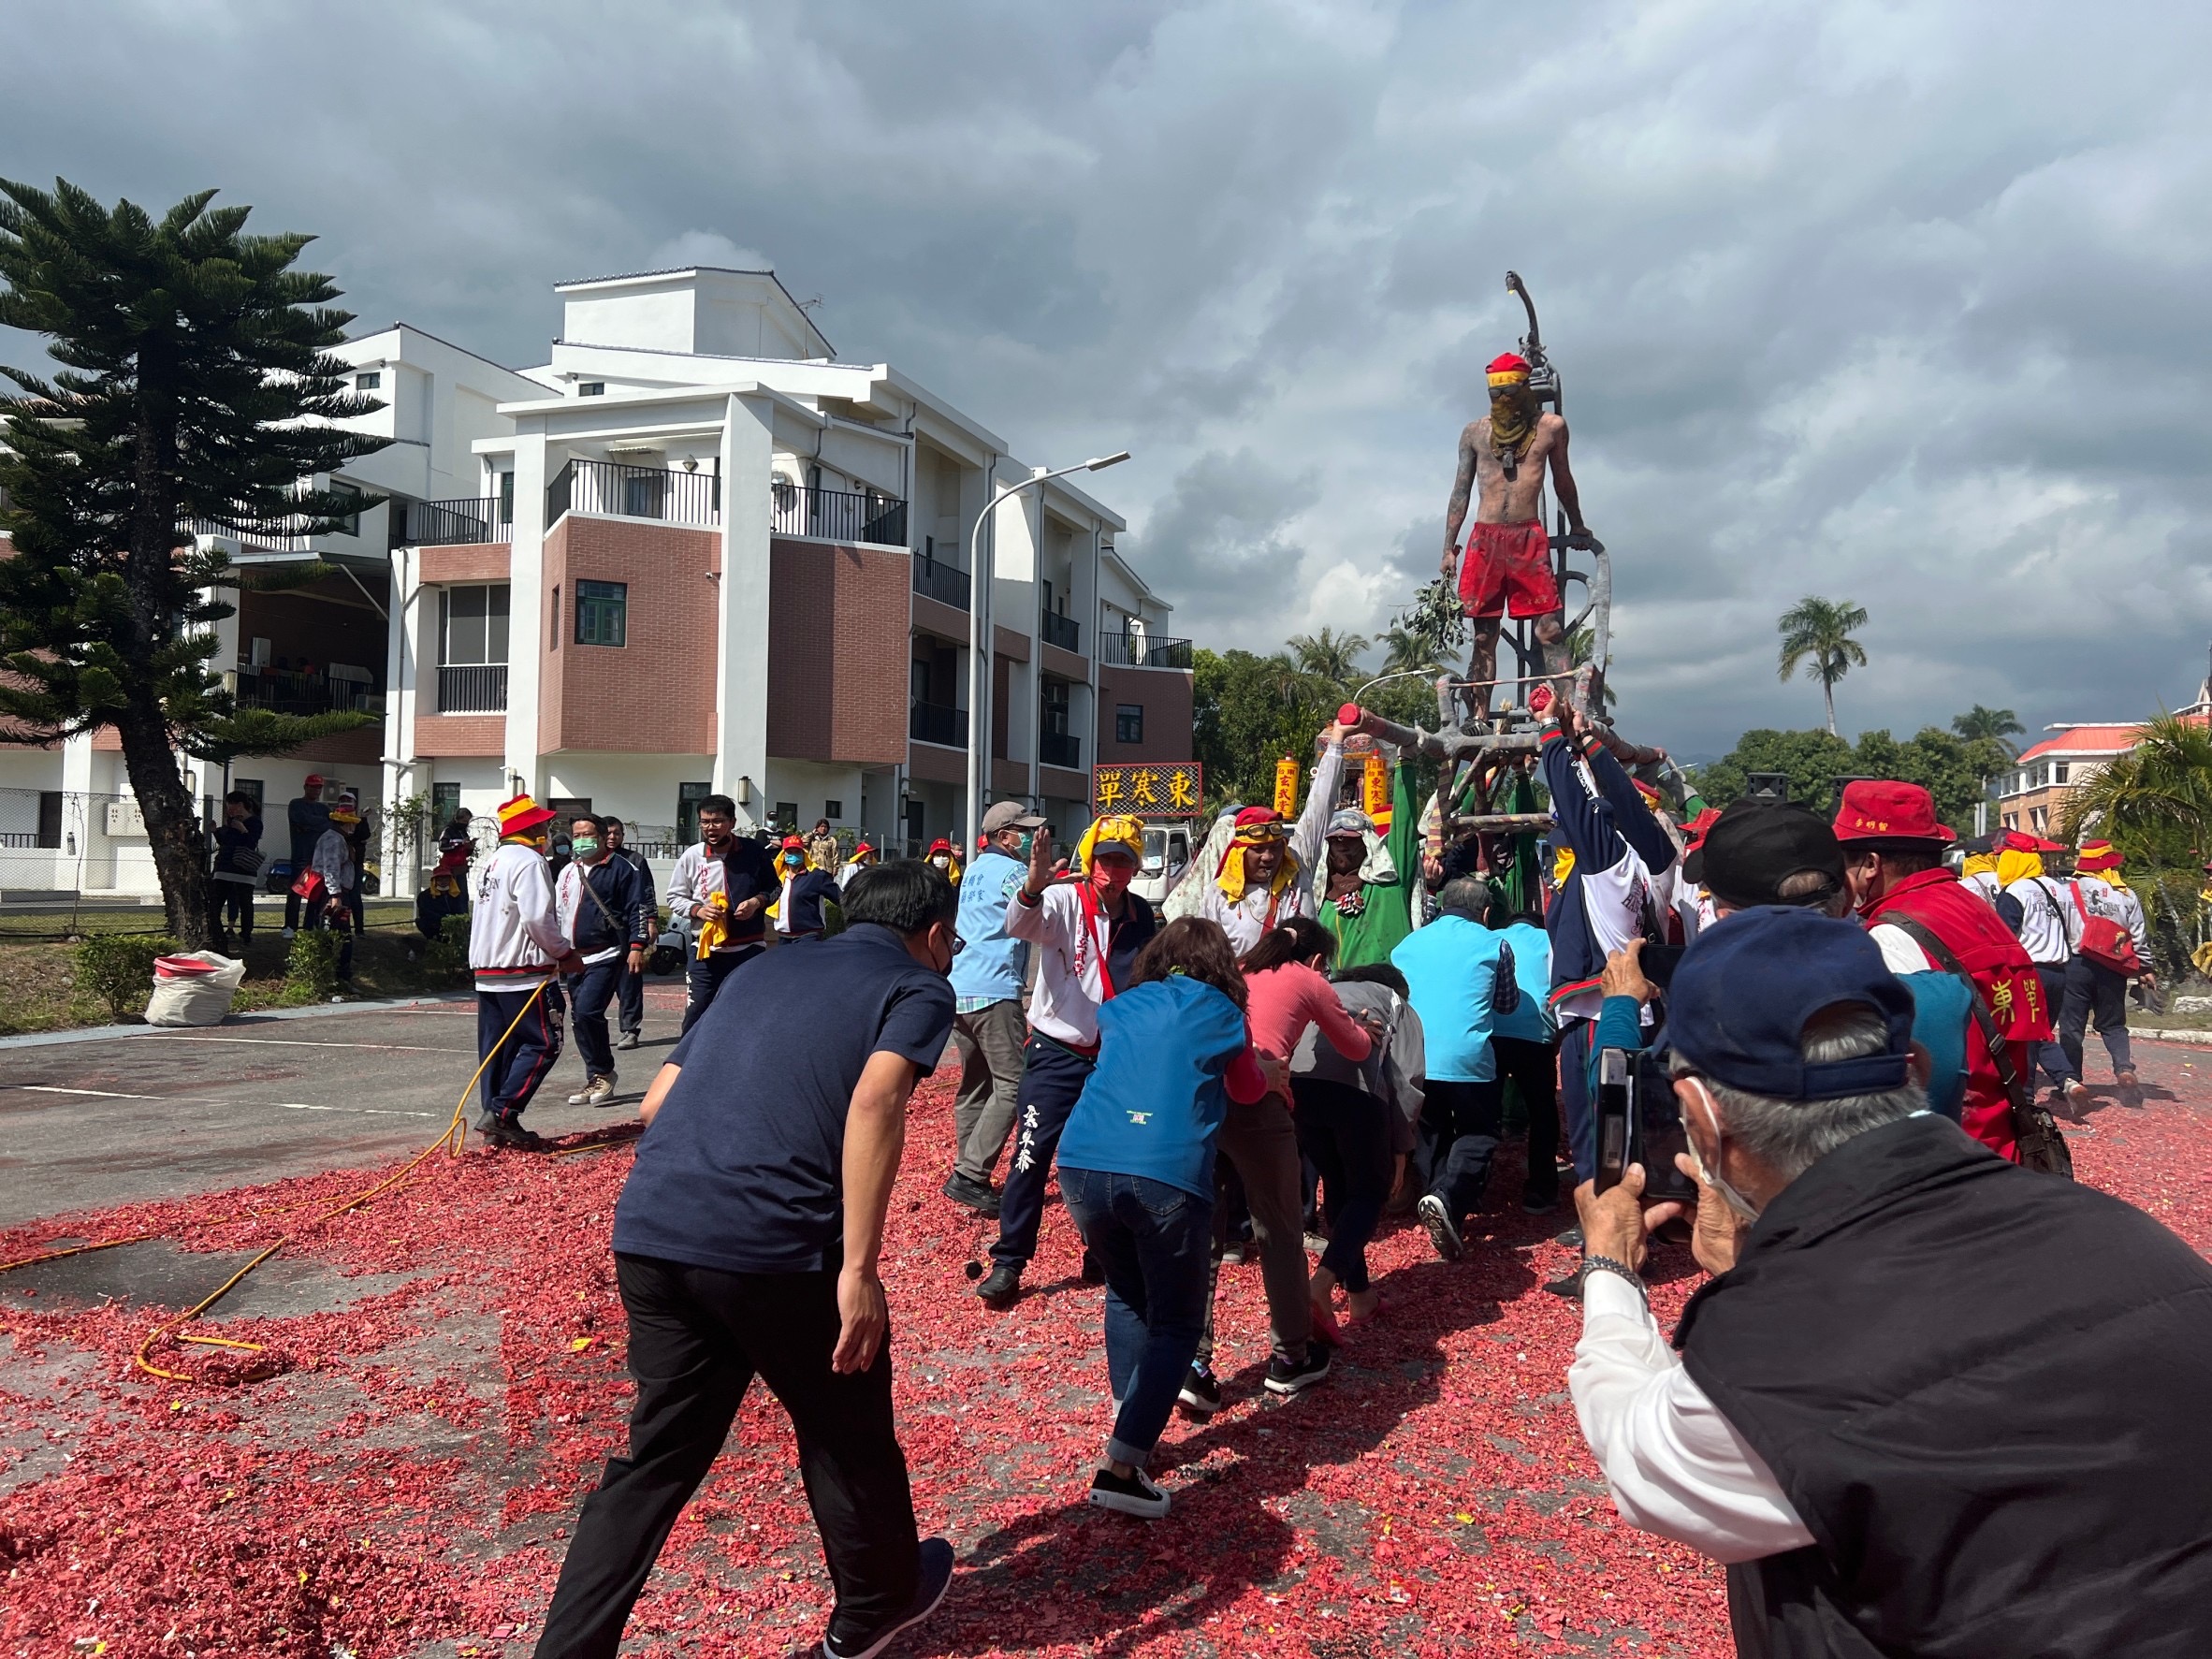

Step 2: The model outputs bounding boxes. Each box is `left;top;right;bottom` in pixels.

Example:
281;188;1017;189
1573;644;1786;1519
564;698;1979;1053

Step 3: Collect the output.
1777;596;1870;736
2059;712;2212;855
1287;626;1370;688
1952;705;2026;757
1380;625;1441;677
1564;623;1617;710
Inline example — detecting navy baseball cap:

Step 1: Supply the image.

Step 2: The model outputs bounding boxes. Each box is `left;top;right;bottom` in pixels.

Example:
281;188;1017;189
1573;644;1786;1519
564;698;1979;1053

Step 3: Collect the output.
1664;907;1914;1100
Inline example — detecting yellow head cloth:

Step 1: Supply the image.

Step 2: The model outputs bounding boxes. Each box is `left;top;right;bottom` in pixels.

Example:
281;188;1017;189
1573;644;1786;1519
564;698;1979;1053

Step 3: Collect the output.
1961;851;1998;880
1216;820;1294;904
1076;814;1145;877
2086;866;2132;894
1996;849;2045;888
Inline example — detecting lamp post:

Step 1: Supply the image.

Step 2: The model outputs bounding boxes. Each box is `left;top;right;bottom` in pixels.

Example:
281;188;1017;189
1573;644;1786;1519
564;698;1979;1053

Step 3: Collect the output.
965;451;1130;855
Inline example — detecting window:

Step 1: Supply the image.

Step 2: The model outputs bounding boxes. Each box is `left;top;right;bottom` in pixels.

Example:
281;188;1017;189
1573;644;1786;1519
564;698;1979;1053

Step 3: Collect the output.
621;472;664;518
439;585;510;665
2054;763;2070;784
1115;703;1144;744
578;381;605;397
575;579;628;647
1041;677;1070;735
431;782;462;828
551;585;560;650
331;480;363;536
2031;806;2048;833
774;802;798;832
823;800;843;820
354;371;381;392
677;782;713;844
498;471;516;526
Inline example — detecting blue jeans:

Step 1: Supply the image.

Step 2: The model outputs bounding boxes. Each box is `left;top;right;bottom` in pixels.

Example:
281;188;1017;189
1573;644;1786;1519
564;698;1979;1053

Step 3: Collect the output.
567;955;627;1079
1058;1166;1214;1469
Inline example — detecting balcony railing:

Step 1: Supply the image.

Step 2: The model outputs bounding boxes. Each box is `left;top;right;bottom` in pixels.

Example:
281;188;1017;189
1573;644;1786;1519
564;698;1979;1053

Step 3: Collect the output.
910;701;968;748
910;555;970;609
438;663;508;713
1041;610;1081;653
772;481;909;546
400;497;507;546
1040;731;1081;770
1098;632;1193;670
549;458;720;528
183;516;314;554
232;667;379;717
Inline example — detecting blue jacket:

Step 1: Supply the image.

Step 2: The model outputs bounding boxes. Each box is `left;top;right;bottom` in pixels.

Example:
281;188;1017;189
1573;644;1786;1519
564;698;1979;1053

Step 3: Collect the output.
1540;732;1677;1014
1055;975;1249;1201
950;849;1030;1005
1492;919;1556;1043
1390;915;1521;1083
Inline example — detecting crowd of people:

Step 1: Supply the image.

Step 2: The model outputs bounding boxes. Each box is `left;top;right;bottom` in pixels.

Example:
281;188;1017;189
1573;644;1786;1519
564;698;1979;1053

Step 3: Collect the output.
420;681;2211;1658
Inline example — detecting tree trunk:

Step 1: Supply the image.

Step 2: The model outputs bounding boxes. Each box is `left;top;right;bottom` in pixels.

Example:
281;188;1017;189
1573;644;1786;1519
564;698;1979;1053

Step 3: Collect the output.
115;694;214;950
1823;678;1838;738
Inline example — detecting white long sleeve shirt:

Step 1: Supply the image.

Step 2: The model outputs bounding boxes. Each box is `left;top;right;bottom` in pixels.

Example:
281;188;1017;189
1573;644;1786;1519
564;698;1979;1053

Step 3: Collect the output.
1568;1272;1814;1564
2000;875;2078;966
2074;874;2150;959
1004;880;1123;1048
1196;743;1346;954
469;841;573;992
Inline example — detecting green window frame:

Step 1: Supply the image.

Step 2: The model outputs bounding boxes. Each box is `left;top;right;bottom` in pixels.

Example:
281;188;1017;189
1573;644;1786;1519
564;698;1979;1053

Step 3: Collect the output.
575;579;628;648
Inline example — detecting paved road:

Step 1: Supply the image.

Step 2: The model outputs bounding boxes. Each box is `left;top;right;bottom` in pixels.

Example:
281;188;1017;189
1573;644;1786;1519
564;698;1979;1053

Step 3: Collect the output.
0;980;693;1227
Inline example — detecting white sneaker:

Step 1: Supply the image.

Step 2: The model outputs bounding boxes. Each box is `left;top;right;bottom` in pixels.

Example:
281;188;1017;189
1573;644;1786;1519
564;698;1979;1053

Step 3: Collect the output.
567;1074;616;1107
281;926;297;939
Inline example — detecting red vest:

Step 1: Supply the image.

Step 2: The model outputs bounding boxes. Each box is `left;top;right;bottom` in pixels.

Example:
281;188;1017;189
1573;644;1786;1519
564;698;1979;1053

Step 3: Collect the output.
1864;867;2051;1160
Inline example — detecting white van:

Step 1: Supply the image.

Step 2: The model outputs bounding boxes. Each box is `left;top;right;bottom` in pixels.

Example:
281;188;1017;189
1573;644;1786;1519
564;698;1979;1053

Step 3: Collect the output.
1131;820;1200;908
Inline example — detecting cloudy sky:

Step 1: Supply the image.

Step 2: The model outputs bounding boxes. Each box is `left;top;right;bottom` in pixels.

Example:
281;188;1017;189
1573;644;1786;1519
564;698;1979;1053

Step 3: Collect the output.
7;0;2209;756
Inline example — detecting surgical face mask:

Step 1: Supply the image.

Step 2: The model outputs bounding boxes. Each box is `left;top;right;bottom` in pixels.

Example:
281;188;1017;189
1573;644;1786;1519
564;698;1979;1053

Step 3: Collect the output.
1012;832;1034;859
930;854;951;869
1684;1089;1764;1222
572;837;600;857
782;852;804;869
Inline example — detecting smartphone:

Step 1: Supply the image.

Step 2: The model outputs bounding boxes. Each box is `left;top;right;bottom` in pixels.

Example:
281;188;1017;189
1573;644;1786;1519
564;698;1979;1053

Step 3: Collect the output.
1594;1046;1700;1203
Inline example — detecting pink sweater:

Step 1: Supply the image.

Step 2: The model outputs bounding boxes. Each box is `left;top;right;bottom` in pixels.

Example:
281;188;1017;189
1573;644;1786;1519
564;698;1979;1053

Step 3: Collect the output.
1244;961;1371;1094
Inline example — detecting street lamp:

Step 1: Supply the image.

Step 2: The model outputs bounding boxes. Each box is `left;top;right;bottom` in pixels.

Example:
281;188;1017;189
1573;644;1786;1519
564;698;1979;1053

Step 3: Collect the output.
965;451;1130;854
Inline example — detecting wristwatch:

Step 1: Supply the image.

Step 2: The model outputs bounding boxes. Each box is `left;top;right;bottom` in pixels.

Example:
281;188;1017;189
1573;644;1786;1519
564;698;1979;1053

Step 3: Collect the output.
1579;1254;1647;1302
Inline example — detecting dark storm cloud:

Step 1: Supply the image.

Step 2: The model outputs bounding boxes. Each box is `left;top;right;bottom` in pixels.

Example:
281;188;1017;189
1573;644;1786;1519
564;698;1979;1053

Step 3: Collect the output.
5;0;2209;751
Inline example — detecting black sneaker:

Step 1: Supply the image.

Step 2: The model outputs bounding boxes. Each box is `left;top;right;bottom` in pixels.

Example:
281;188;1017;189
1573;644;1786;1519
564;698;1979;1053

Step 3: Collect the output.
1177;1364;1222;1416
1542;1269;1585;1301
1416;1193;1463;1261
941;1171;1001;1216
1218;1240;1249;1266
1264;1346;1331;1396
1552;1224;1584;1249
482;1117;550;1153
819;1535;954;1658
1521;1187;1558;1215
1088;1466;1171;1520
975;1263;1022;1308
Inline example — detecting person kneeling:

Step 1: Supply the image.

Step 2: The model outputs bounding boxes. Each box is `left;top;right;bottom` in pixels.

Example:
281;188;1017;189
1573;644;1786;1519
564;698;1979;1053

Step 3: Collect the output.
1054;917;1273;1520
1569;907;2212;1658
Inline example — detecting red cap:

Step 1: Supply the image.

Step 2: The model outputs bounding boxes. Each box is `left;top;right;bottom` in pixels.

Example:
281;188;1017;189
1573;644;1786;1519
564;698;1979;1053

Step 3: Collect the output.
1632;778;1663;807
1487;352;1532;381
303;773;325;787
1831;779;1955;846
779;834;806;850
927;837;954;855
1682;806;1723;849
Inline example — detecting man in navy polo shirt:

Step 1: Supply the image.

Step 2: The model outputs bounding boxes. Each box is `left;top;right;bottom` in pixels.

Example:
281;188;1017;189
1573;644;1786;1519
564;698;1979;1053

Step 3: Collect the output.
533;862;961;1659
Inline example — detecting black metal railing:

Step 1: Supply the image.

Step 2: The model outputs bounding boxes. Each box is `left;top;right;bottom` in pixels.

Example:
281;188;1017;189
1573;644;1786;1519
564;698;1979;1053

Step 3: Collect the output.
1097;633;1192;670
437;663;508;713
182;516;314;554
232;667;379;717
910;555;970;608
1040;730;1081;769
909;701;968;748
1041;610;1081;653
401;497;507;546
772;482;908;546
548;458;720;528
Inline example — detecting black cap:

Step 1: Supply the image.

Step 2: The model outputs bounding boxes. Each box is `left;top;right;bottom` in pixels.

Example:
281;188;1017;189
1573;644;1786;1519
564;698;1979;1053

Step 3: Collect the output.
1683;798;1845;911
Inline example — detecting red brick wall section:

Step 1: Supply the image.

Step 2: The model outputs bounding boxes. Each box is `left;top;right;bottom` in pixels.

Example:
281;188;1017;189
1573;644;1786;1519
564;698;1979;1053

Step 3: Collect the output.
541;517;720;754
1095;665;1196;764
415;714;505;757
419;541;511;584
908;742;965;785
765;537;907;765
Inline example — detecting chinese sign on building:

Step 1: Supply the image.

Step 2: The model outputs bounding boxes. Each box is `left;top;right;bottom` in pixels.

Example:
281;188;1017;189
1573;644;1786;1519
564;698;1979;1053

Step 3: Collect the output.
1092;761;1204;818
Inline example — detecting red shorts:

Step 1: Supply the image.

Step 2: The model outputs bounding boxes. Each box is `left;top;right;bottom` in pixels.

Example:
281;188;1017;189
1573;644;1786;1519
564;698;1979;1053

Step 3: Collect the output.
1458;518;1558;619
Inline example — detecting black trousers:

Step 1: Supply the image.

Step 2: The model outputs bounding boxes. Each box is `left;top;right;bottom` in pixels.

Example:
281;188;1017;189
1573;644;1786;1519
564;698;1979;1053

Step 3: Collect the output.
534;1253;919;1659
617;957;645;1037
1290;1077;1392;1294
989;1034;1095;1272
1493;1035;1563;1204
1420;1077;1504;1228
2059;955;2136;1079
681;944;762;1034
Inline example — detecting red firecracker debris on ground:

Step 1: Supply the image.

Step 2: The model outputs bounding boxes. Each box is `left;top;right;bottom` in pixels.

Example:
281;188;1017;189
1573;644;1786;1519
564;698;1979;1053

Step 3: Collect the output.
4;1050;2208;1657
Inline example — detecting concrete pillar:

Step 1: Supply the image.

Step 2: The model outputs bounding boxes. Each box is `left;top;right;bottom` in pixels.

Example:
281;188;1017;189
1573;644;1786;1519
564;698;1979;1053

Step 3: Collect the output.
382;546;423;898
715;392;776;832
504;429;551;799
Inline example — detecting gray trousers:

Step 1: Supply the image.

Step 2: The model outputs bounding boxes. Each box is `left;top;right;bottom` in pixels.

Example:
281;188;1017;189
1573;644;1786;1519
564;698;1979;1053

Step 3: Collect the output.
1196;1091;1312;1370
951;1000;1027;1186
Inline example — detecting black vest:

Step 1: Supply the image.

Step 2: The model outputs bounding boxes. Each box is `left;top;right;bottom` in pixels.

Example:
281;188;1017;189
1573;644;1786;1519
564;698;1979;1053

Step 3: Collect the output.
1675;1113;2212;1659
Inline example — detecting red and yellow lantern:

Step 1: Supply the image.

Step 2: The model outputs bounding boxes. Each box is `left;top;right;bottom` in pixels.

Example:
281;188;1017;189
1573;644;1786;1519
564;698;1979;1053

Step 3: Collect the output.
1273;754;1299;819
